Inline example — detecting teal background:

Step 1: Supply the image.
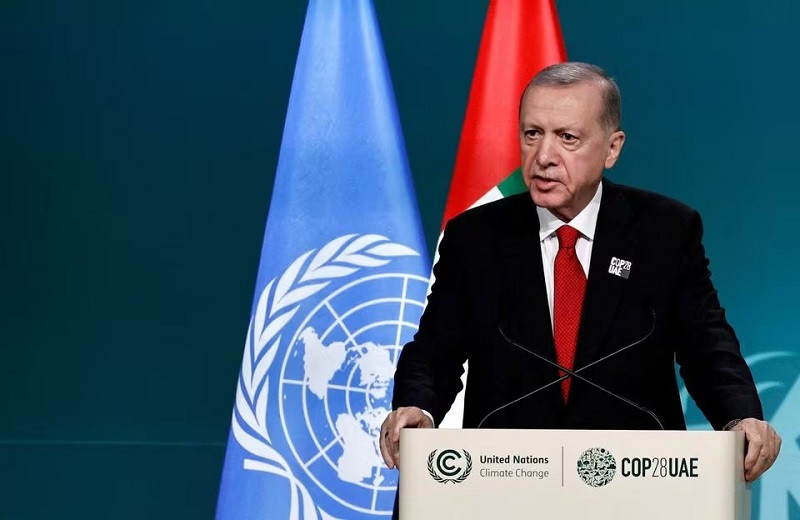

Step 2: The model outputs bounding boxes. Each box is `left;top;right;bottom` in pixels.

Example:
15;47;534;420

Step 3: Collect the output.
1;0;798;518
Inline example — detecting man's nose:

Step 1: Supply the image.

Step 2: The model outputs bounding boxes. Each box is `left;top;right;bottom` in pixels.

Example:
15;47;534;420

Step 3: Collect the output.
536;135;558;167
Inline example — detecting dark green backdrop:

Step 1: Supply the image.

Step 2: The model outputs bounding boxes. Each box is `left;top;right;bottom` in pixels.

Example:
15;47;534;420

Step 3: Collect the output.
2;1;798;518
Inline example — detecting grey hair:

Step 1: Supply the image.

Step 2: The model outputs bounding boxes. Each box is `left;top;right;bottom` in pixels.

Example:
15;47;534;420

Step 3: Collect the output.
521;62;622;131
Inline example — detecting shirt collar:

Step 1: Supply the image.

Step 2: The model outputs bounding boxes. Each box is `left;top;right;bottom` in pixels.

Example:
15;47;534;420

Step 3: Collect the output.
536;182;603;242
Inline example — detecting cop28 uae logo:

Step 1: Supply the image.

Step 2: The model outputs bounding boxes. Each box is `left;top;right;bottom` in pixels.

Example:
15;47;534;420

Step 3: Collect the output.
427;449;473;484
576;447;617;487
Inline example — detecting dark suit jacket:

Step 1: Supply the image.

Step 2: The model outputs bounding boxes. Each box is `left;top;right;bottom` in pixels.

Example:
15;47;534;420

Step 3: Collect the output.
392;179;762;430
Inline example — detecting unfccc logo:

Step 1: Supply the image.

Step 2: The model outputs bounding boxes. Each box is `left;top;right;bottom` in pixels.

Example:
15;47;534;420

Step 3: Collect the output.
427;449;473;484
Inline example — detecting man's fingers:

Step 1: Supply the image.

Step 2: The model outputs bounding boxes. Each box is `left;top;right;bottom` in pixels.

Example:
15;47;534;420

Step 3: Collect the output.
378;410;408;470
746;446;777;482
389;432;401;469
379;424;395;469
379;407;432;470
743;436;763;472
742;426;764;482
379;416;403;469
387;419;402;468
735;418;781;482
745;448;769;482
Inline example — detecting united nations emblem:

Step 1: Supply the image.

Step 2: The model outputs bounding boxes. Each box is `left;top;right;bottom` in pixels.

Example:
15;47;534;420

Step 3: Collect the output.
576;447;617;487
230;234;428;518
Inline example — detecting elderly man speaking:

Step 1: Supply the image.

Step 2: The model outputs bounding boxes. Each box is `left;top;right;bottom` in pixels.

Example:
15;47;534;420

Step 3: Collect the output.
381;62;780;489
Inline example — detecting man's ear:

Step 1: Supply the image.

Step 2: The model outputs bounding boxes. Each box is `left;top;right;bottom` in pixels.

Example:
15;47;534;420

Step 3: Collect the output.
604;130;626;169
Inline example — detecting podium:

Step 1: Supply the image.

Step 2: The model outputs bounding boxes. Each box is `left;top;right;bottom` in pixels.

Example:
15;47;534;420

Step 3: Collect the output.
399;429;749;519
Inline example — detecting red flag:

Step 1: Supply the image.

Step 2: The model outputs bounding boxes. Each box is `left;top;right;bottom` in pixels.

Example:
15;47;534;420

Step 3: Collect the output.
441;0;567;228
434;0;566;428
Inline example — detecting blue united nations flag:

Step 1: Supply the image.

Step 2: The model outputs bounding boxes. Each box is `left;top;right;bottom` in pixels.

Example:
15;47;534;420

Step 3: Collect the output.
215;1;430;518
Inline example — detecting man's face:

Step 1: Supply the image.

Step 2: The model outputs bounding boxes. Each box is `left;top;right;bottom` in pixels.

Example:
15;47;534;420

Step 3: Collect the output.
519;82;625;221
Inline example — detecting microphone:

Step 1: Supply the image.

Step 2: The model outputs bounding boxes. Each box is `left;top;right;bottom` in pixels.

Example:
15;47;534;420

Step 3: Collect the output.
477;306;663;429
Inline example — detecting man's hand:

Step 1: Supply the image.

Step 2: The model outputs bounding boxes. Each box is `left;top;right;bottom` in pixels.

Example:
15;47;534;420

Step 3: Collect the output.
732;418;781;482
379;406;434;470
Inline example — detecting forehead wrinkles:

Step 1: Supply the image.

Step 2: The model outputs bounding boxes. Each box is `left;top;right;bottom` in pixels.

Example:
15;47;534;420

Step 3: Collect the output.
520;109;587;136
521;84;604;131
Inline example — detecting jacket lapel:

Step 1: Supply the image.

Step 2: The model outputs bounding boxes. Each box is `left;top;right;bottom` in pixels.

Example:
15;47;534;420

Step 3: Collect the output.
573;179;636;371
497;195;558;378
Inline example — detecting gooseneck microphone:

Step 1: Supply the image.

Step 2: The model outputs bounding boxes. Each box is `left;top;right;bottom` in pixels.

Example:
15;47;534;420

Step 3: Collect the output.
477;306;663;429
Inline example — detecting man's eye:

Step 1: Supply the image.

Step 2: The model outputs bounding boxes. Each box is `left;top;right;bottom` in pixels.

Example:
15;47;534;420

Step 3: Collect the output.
562;133;577;142
524;129;540;138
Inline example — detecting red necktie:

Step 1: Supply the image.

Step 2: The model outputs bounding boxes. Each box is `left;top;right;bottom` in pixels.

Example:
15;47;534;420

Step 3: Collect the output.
553;225;586;403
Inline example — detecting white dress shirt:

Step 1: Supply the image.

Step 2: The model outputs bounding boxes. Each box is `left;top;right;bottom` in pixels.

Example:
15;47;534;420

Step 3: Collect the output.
536;182;603;326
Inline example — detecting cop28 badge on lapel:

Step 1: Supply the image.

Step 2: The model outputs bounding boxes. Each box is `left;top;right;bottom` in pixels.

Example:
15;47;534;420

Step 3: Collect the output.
608;257;632;279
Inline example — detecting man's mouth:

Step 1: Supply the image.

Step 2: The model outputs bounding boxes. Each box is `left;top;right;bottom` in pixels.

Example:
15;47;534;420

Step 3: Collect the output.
532;175;559;189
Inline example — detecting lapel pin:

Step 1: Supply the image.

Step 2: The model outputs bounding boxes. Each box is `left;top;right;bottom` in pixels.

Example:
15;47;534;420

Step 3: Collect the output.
608;256;632;279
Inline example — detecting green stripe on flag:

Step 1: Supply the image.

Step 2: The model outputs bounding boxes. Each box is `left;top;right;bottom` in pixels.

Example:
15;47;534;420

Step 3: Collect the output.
497;168;527;197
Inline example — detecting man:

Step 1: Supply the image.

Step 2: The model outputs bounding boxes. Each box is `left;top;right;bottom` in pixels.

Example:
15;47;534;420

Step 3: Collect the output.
380;63;780;484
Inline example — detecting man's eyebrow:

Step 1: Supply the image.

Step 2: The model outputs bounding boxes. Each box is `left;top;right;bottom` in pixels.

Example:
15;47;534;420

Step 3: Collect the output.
553;125;578;134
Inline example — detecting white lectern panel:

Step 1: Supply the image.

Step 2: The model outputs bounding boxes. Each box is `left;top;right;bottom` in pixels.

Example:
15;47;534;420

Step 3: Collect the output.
399;429;748;520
